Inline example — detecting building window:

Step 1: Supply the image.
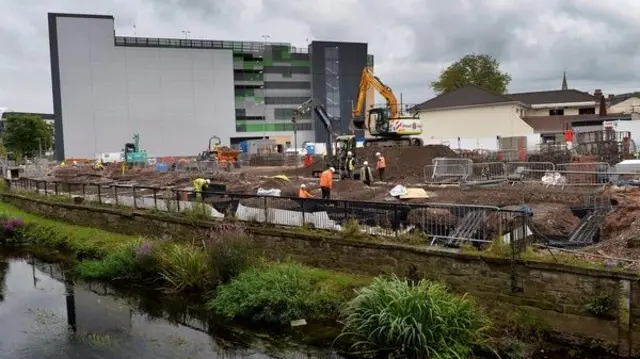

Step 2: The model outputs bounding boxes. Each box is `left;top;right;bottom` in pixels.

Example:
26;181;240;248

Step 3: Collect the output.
579;107;596;115
324;46;341;118
265;97;310;105
549;109;564;116
264;82;311;89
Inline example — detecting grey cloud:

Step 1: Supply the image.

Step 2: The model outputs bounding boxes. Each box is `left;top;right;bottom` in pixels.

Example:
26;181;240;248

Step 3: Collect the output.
1;0;640;111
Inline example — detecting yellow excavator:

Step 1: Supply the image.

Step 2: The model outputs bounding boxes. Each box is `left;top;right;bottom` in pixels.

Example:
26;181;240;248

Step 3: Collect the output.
352;67;423;147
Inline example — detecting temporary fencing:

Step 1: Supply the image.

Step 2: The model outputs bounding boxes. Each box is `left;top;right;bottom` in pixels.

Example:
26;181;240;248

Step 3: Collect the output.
7;177;527;248
424;159;640;187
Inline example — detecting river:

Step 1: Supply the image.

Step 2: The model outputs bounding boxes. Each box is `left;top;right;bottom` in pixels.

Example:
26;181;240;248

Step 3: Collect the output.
0;249;345;359
0;248;622;359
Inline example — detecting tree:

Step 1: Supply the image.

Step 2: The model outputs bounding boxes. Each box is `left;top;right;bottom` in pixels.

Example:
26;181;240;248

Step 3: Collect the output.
430;53;512;95
2;113;53;160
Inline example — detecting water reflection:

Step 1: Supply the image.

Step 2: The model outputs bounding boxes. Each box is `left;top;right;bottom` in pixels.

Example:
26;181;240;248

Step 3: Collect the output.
0;254;343;359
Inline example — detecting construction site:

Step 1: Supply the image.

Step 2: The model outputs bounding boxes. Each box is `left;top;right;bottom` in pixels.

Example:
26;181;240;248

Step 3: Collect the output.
7;128;640;269
7;32;640;269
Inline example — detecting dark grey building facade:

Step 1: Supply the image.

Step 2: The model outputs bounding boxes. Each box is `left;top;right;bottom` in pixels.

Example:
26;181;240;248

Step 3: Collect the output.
310;41;369;143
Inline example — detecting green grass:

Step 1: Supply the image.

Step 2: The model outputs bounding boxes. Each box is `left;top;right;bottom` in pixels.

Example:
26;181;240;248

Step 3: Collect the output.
208;262;369;324
0;201;138;258
338;276;493;359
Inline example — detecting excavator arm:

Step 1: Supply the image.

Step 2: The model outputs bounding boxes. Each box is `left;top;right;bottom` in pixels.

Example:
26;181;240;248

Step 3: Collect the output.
351;68;400;122
297;98;335;162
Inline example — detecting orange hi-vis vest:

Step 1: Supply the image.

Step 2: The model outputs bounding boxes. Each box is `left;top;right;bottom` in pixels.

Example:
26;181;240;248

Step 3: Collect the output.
320;170;333;189
299;188;313;198
377;156;386;169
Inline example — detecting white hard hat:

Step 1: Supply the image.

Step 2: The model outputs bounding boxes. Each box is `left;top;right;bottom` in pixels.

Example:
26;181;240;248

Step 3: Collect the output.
329;167;336;172
347;151;353;156
300;184;306;188
206;179;211;184
375;152;381;156
363;161;369;165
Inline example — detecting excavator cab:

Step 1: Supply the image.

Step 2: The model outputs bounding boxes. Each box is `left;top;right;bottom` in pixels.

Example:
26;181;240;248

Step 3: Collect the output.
368;107;393;134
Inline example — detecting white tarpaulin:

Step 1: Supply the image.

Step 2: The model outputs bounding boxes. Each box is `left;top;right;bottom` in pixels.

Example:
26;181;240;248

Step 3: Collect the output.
235;204;340;230
541;172;566;186
389;185;408;197
257;188;282;197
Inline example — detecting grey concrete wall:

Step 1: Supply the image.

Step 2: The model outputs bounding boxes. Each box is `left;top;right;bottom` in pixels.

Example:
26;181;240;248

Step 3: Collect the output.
310;41;368;143
53;16;235;158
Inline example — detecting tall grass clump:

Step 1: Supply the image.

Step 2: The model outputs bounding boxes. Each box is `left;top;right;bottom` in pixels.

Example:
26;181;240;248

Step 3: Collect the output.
208;262;367;324
158;244;213;293
77;238;165;281
78;241;139;280
339;276;492;359
205;223;254;284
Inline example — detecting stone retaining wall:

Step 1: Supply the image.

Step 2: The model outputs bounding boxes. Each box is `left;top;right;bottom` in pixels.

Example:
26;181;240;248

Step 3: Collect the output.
2;193;639;357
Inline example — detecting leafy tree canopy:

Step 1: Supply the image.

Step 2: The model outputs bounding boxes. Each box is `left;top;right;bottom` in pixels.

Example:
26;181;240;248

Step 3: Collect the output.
2;113;53;159
430;53;512;95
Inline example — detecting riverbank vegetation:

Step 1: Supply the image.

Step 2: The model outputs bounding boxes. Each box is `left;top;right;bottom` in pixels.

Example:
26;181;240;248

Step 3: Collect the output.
0;201;500;358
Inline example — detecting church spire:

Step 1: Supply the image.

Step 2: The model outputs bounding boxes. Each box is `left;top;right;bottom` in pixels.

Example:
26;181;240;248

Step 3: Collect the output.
561;71;568;90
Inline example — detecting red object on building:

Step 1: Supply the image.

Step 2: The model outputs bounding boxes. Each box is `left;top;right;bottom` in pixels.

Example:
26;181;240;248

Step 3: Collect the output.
564;129;574;142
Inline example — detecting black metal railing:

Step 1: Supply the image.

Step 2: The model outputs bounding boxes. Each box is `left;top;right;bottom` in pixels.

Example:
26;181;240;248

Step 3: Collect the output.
6;178;529;248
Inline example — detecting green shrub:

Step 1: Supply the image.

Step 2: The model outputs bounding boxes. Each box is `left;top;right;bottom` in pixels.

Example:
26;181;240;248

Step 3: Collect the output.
205;224;255;284
183;202;211;221
76;238;165;281
341;218;365;240
158;244;213;293
208;262;366;324
339;276;492;359
78;244;138;280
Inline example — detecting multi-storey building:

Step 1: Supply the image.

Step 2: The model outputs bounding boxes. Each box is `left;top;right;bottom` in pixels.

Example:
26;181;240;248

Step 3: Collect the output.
48;13;373;160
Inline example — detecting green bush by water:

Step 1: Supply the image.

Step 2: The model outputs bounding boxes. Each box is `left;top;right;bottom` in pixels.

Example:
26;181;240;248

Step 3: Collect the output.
209;262;367;324
338;276;493;359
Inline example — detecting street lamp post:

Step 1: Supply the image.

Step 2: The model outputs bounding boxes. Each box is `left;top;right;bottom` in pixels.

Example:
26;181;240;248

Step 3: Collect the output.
181;30;191;39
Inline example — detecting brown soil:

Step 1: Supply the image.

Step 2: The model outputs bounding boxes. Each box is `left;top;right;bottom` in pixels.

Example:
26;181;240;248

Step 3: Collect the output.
527;203;579;236
355;145;458;181
408;208;459;227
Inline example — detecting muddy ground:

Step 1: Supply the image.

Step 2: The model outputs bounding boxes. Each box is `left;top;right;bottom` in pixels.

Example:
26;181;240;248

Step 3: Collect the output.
38;163;640;266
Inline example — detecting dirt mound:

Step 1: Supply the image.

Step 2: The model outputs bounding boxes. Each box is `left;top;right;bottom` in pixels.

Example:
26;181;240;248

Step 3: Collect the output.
254;177;298;197
407;208;459;227
528;203;579;236
602;205;640;242
484;205;523;238
355;145;457;181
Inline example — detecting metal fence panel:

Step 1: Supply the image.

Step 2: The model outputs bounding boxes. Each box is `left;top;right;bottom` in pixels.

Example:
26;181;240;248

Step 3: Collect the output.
466;162;507;182
423;164;467;184
7;178;529;248
504;161;555;182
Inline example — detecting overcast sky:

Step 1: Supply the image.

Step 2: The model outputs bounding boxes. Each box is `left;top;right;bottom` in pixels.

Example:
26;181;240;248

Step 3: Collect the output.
2;0;640;113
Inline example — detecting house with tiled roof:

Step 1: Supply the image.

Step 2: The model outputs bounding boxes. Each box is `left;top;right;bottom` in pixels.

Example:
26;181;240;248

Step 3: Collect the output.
608;92;640;115
412;79;603;146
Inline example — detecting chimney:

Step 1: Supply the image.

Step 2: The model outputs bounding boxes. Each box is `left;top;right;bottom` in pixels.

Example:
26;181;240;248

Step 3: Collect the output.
594;89;603;99
599;96;607;116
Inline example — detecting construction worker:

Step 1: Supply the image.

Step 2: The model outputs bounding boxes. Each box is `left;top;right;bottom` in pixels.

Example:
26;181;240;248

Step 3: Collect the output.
376;152;386;181
59;161;66;168
193;178;211;200
360;161;373;186
346;151;355;179
298;184;313;198
319;167;335;199
94;160;104;171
